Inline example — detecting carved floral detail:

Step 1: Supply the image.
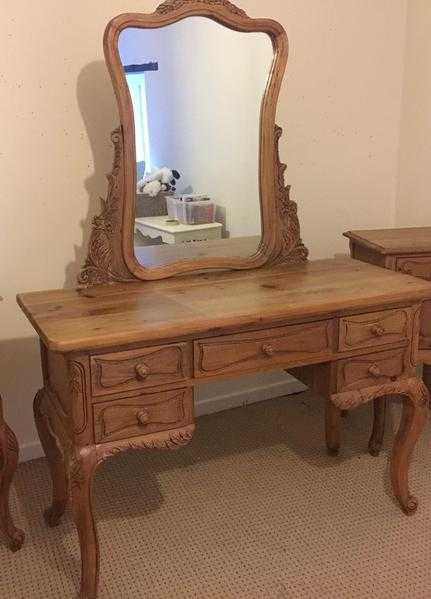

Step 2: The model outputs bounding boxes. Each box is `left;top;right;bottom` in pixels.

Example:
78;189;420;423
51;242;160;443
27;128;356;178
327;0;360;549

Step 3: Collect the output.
97;426;195;466
331;377;429;411
78;128;136;287
156;0;247;17
273;125;309;264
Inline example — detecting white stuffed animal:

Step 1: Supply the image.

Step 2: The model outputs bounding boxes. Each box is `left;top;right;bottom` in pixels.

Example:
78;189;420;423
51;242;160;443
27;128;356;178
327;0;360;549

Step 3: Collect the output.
141;179;162;197
137;167;180;196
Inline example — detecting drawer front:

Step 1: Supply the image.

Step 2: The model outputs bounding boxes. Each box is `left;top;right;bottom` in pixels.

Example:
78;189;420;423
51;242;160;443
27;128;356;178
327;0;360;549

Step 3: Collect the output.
396;255;431;280
194;320;333;378
93;388;193;443
338;308;411;351
336;348;410;393
90;343;192;397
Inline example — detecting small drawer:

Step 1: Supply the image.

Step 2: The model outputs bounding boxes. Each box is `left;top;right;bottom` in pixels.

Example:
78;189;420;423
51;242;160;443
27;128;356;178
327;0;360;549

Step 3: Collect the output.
336;348;410;393
194;320;333;378
93;387;193;443
396;255;431;280
338;308;411;352
90;343;192;397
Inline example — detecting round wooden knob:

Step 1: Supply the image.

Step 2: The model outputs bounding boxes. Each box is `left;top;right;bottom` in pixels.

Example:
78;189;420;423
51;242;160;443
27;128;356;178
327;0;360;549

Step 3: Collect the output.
262;343;275;357
368;364;381;378
135;363;150;380
370;325;385;337
136;410;150;426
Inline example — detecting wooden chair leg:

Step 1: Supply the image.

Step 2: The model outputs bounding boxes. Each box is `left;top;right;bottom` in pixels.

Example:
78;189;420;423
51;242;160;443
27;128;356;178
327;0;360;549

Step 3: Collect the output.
69;447;99;599
325;399;341;455
34;389;69;527
390;379;429;515
0;421;25;551
368;397;387;457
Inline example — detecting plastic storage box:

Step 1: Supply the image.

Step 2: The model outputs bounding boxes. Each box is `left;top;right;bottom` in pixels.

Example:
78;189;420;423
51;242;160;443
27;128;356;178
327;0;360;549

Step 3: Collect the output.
167;196;216;225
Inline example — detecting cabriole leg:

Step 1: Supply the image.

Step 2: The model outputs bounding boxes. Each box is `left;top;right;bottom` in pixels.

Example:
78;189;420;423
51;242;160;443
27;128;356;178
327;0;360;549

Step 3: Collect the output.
368;397;387;457
69;447;99;599
325;399;341;455
422;363;431;397
34;389;69;527
0;420;24;551
331;378;429;514
390;380;429;515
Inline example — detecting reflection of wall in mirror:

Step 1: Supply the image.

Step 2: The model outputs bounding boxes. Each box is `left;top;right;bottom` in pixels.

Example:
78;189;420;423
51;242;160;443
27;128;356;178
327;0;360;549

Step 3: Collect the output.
118;19;273;239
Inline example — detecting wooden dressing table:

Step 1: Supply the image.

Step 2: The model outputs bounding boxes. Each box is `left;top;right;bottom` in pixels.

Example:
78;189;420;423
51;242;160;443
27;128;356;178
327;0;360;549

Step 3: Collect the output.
16;2;431;598
17;258;431;598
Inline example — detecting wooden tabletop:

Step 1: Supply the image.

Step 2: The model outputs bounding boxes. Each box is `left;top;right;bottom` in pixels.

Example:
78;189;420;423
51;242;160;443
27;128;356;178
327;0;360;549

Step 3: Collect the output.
17;257;431;353
344;227;431;254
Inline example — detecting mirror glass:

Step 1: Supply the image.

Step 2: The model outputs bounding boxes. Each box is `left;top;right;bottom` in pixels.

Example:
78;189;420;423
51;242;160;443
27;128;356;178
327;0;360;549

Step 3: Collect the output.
118;18;273;268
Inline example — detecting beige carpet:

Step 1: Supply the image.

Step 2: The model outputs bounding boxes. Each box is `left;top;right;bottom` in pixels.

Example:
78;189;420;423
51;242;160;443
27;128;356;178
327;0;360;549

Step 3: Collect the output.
2;391;431;599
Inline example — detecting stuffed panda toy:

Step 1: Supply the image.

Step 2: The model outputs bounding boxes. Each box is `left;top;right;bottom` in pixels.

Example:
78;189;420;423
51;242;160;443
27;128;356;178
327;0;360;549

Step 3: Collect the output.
137;167;180;197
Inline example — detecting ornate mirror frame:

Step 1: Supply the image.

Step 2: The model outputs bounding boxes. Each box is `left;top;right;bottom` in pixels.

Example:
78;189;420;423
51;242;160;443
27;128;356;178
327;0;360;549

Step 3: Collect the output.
79;0;308;286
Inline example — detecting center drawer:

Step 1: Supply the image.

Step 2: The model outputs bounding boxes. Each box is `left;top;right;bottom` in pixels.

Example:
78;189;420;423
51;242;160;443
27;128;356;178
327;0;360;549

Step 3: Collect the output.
93;387;193;443
194;320;333;378
90;343;192;397
338;307;412;352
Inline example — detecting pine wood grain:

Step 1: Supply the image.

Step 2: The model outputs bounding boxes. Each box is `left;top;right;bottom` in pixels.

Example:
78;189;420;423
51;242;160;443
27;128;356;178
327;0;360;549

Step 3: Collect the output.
17;258;431;353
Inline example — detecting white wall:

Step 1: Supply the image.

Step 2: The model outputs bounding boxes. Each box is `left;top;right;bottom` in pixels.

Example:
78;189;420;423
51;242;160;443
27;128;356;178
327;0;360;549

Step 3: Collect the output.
0;0;410;461
396;0;431;226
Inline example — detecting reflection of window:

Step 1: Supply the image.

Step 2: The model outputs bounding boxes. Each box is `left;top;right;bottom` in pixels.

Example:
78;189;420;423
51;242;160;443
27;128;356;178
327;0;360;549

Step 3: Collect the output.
124;62;158;177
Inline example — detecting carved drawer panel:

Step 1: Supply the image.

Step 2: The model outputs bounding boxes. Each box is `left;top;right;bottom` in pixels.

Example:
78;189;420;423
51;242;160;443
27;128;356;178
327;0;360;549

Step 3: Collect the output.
338;308;412;352
194;320;333;378
396;255;431;280
90;343;192;397
336;348;409;393
93;388;193;443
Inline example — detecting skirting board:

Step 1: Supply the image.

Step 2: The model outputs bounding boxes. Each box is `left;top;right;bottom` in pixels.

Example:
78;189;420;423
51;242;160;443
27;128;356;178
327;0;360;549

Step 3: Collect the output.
19;374;306;463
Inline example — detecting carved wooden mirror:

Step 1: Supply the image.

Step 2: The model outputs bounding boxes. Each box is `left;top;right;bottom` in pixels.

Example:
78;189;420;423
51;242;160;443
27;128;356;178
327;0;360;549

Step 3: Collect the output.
79;0;307;285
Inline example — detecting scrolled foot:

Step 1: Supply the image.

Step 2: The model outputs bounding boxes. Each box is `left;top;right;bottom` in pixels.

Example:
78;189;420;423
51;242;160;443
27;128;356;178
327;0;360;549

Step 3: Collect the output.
368;445;381;458
44;502;67;528
8;527;25;552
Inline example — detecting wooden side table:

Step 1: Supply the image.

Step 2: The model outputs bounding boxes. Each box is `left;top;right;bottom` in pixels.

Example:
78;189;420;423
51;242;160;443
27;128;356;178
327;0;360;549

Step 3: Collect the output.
0;396;24;551
344;227;431;453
